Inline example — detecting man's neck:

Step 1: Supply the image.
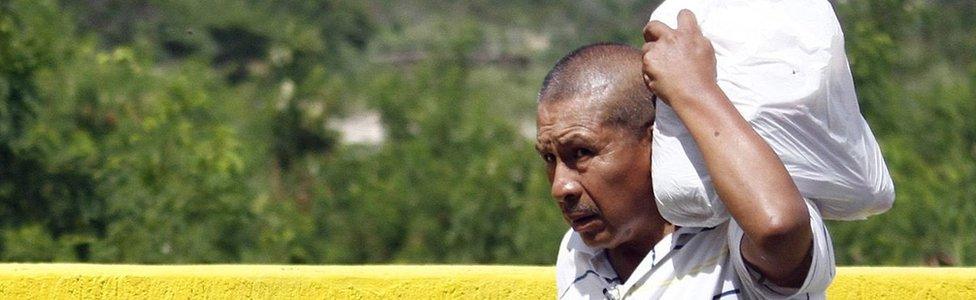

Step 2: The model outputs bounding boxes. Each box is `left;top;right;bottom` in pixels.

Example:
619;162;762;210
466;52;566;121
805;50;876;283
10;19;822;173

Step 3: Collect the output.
606;221;674;282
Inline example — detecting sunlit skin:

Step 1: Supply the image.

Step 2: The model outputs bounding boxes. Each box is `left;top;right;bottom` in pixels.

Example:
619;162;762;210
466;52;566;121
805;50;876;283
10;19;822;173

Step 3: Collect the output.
536;93;673;281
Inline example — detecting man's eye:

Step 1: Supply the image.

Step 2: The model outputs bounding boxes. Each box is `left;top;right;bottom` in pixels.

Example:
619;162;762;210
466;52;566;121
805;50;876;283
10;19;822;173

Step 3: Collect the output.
575;148;594;158
542;153;556;163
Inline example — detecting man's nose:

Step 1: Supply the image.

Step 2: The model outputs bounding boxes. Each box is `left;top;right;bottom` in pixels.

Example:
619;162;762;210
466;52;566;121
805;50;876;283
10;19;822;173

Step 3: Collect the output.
551;165;582;206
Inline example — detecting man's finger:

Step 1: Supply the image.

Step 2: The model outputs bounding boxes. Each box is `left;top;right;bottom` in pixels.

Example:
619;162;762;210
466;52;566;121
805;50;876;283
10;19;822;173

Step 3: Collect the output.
643;21;673;42
641;51;654;73
642;52;657;90
677;9;700;34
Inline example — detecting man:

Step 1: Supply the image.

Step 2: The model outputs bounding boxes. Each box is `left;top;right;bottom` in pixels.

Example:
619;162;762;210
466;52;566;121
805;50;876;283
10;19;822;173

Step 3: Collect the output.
539;11;834;299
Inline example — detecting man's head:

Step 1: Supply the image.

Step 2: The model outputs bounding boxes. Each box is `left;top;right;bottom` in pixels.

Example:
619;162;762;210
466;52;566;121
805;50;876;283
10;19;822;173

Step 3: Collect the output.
536;43;662;249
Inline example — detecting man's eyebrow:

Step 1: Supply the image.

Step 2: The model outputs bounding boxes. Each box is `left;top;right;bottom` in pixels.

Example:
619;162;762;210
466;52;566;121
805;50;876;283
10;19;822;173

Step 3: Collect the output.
535;127;597;153
534;140;549;153
555;130;595;145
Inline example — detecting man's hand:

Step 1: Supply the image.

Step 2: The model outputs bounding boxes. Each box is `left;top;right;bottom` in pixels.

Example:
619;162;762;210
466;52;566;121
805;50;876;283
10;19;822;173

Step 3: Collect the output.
641;9;717;107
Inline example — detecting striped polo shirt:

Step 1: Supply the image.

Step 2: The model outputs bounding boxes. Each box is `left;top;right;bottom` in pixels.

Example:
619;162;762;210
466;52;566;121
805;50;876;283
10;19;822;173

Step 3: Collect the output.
556;199;835;299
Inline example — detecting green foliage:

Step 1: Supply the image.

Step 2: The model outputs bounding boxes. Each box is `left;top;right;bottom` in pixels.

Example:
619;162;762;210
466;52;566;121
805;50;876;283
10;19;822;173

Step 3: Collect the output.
828;0;976;266
0;0;973;266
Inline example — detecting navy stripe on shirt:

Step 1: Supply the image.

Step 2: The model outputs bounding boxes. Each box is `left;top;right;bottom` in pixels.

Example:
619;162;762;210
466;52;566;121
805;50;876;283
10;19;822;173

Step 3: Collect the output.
712;289;741;299
572;270;620;285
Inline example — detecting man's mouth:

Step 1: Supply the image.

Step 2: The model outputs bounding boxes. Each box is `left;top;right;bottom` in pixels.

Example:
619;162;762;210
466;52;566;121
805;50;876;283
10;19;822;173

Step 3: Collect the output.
568;212;602;233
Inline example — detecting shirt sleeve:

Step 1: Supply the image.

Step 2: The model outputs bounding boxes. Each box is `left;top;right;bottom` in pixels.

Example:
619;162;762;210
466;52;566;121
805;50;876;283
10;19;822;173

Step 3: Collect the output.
727;199;836;299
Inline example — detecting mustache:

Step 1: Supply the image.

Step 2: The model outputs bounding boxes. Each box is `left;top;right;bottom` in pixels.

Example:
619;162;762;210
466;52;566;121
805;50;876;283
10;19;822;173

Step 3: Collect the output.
563;203;600;216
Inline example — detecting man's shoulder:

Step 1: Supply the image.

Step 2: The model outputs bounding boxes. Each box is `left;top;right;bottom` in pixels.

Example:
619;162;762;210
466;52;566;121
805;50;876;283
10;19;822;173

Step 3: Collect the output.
555;229;579;295
555;229;580;272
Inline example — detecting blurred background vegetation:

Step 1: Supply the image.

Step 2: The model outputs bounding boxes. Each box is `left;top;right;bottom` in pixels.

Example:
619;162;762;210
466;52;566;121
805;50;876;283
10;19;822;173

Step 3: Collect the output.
0;0;973;266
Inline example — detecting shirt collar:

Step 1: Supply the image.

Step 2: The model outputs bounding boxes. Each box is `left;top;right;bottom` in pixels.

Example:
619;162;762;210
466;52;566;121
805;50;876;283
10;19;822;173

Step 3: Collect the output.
615;226;713;297
566;226;713;284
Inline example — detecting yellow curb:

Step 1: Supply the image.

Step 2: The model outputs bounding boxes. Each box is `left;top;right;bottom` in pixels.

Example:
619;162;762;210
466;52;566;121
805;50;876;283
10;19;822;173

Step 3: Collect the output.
1;264;974;299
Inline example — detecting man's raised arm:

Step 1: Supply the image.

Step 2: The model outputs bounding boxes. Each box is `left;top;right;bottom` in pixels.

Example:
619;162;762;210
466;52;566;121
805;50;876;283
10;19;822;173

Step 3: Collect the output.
641;10;812;287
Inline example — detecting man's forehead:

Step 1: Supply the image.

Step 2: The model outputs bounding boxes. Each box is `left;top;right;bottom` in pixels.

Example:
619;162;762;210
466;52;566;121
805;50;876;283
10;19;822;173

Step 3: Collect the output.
537;96;605;128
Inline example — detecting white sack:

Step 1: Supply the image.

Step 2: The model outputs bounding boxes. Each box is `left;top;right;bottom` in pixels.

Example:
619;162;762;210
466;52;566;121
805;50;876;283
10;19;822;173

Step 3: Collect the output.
649;0;895;227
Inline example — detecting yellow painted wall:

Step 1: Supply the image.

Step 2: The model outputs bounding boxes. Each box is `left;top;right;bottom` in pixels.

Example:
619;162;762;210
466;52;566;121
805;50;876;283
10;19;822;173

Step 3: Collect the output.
0;264;973;299
827;267;976;299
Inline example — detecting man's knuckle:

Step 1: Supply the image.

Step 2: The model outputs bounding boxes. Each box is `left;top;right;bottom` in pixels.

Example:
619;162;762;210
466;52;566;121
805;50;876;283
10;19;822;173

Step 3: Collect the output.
645;48;659;59
642;43;653;52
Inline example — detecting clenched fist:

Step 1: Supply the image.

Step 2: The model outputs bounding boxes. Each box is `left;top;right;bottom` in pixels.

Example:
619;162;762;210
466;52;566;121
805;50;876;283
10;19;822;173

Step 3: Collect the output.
641;9;718;108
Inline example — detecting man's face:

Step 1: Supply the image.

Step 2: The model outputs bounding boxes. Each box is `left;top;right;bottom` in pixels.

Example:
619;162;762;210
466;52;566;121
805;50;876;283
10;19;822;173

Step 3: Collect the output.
536;98;656;249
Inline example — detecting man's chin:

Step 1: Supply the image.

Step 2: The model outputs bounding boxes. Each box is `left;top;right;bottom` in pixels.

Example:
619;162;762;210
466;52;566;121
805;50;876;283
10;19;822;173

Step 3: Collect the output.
578;230;613;249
